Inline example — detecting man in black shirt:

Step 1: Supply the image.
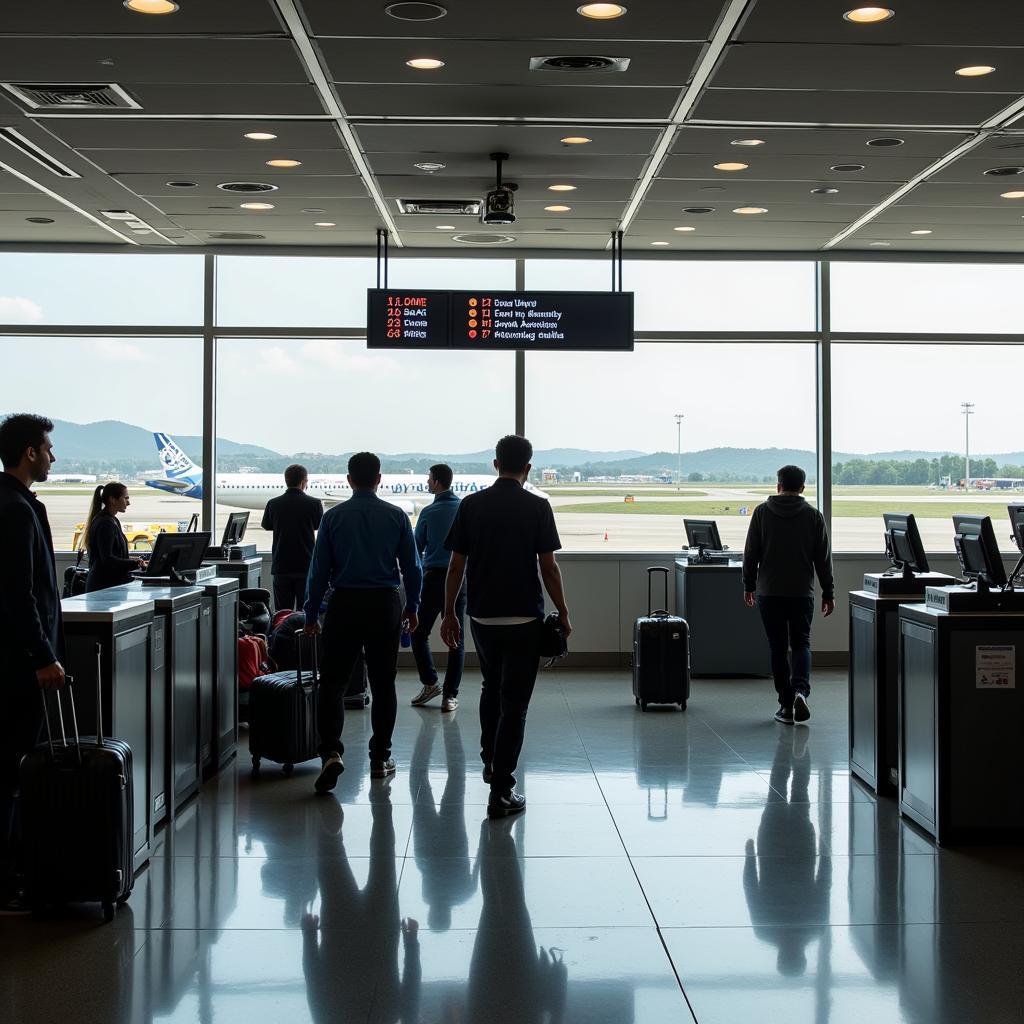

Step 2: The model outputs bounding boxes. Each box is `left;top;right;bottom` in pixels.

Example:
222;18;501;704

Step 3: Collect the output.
262;464;324;612
0;414;64;912
441;435;572;819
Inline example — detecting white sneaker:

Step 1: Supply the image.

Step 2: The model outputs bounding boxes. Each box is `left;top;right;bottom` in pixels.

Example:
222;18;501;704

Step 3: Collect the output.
411;683;442;707
441;695;458;712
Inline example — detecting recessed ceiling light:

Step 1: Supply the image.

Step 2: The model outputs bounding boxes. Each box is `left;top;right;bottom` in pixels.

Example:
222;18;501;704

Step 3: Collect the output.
560;136;592;145
731;138;765;147
1001;190;1024;198
301;208;326;214
831;163;865;172
414;161;446;172
650;241;670;246
436;224;455;229
544;205;572;212
123;0;179;13
166;180;198;188
869;241;891;246
385;2;448;20
266;159;301;168
244;132;277;141
674;226;696;232
956;65;996;77
811;187;840;195
867;137;904;147
406;57;446;70
714;162;748;171
985;166;1024;176
910;229;932;235
25;217;54;224
733;206;767;214
577;3;627;19
314;222;336;227
843;7;895;23
682;207;715;214
548;184;577;191
240;202;275;210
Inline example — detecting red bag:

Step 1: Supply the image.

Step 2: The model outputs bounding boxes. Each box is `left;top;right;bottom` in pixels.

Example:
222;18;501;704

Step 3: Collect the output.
271;608;296;634
238;635;269;691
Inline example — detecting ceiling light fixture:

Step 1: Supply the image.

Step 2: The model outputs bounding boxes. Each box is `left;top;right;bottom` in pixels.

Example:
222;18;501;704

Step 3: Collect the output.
302;208;326;214
166;180;198;188
577;3;627;19
866;137;904;147
869;241;891;246
714;162;748;171
385;2;448;20
314;222;336;227
266;158;301;168
733;206;767;214
240;202;275;210
682;207;715;214
560;136;592;145
910;229;932;235
831;163;865;172
406;57;446;70
731;138;765;147
811;187;840;195
244;132;277;141
436;224;455;229
26;216;54;224
985;166;1024;176
843;7;895;23
123;0;179;13
956;65;996;77
414;161;446;172
674;226;696;232
548;184;577;191
650;241;669;246
544;204;572;212
1001;190;1024;198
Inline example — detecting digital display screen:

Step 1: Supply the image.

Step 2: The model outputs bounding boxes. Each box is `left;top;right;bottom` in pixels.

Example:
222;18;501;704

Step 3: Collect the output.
367;289;633;351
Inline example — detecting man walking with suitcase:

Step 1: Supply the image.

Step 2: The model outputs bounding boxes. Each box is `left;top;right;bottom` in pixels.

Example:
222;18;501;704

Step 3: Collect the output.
441;435;572;819
262;463;324;612
304;452;421;793
742;465;835;725
0;414;64;912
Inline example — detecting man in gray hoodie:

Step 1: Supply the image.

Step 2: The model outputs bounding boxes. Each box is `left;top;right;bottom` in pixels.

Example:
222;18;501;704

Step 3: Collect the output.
742;465;835;724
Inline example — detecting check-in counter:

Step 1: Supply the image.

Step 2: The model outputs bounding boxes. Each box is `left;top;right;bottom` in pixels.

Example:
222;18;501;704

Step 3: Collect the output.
60;592;156;872
202;556;263;591
198;577;240;774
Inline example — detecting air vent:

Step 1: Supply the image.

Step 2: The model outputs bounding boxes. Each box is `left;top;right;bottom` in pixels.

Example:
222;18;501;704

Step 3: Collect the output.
397;198;481;216
529;55;630;72
682;207;716;214
1;82;140;110
208;232;265;240
452;232;516;245
217;181;278;193
0;127;79;178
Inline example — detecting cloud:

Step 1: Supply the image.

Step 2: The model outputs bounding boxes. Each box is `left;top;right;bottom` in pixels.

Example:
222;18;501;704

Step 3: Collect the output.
255;345;298;375
93;338;148;362
0;296;44;323
300;340;399;376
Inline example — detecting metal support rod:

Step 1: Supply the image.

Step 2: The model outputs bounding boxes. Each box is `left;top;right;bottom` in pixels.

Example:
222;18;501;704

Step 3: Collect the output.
201;254;217;534
962;401;975;487
815;261;832;532
616;230;623;292
376;228;390;288
674;413;684;485
515;257;526;436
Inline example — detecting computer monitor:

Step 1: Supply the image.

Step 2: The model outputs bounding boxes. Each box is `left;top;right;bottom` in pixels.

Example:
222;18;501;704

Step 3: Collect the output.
221;511;249;547
882;512;930;576
1009;505;1024;553
952;515;1007;591
684;518;723;552
147;531;212;577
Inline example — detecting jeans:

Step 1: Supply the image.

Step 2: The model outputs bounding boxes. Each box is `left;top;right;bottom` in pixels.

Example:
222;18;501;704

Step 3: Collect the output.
273;573;307;613
318;587;402;761
470;619;542;793
757;596;814;708
411;569;465;698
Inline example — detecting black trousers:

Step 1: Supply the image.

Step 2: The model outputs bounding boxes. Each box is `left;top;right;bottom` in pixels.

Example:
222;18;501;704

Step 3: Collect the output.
411;569;465;698
273;573;307;613
470;619;542;793
757;595;814;707
1;678;43;889
318;587;402;762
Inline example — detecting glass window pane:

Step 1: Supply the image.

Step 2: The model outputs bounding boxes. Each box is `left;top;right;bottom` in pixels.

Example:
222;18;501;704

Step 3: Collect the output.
215;338;514;549
0;254;204;325
0;336;204;550
525;343;817;552
831;343;1024;553
831;263;1024;334
526;259;817;331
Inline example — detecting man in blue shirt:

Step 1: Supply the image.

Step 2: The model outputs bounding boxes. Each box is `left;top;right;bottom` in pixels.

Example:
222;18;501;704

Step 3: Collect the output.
410;464;465;712
304;452;422;792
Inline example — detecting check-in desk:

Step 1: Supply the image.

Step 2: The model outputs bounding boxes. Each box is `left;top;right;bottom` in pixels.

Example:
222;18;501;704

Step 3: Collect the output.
60;592;156;872
898;588;1024;844
849;572;958;796
674;558;770;676
202;556;262;592
199;577;240;775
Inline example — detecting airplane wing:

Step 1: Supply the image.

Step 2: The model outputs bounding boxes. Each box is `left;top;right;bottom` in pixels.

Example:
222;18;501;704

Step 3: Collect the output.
145;478;193;492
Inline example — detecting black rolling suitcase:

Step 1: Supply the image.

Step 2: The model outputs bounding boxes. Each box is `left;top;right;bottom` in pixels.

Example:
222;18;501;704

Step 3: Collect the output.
632;566;690;712
248;629;320;777
19;646;134;922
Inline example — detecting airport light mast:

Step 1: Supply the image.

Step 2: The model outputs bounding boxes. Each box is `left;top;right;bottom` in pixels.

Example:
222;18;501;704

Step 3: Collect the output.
674;413;684;486
961;401;974;489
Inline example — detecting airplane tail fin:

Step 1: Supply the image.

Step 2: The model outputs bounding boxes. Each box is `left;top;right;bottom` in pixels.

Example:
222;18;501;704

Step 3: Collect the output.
153;432;202;482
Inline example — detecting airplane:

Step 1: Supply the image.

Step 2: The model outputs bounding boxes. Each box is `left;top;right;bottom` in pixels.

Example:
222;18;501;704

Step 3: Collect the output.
145;432;548;515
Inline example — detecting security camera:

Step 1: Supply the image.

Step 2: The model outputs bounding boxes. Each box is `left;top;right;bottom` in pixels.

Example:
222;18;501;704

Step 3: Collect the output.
482;151;517;225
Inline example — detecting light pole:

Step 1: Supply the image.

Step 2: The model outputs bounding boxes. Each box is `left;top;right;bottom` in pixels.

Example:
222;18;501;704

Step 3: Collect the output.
674;413;684;486
961;401;974;489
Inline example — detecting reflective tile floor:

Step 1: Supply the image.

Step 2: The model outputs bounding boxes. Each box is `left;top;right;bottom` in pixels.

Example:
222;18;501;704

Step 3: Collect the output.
4;670;1024;1023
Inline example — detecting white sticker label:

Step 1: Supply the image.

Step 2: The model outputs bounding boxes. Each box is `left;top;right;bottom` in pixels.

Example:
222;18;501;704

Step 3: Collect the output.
976;645;1015;689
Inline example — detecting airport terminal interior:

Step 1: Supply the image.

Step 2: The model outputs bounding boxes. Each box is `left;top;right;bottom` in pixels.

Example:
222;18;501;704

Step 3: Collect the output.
4;1;1024;1021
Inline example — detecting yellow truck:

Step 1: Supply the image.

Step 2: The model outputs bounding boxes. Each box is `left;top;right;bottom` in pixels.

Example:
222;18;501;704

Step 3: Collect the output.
72;518;196;553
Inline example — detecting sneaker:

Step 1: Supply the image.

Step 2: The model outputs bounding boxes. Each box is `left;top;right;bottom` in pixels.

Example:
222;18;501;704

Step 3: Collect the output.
793;694;811;724
314;753;344;794
441;695;458;712
774;706;794;725
411;683;442;707
482;763;493;785
487;789;526;820
0;891;31;915
370;758;397;779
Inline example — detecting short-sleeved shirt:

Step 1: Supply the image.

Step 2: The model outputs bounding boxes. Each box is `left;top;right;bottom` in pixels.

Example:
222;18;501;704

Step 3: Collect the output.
445;478;561;618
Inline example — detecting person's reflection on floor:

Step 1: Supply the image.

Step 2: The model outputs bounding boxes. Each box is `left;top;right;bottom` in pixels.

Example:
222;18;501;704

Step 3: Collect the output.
301;788;420;1023
410;713;477;931
743;728;831;977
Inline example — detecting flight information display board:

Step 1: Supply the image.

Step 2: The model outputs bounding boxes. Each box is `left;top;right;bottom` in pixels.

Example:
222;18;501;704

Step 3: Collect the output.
367;289;633;351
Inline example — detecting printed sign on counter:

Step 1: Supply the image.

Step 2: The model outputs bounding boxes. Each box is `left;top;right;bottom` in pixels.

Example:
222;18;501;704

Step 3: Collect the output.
976;644;1015;689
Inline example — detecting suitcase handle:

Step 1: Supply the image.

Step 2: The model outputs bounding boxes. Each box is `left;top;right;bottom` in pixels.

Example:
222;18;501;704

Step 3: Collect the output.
294;628;319;691
646;566;670;616
39;677;82;766
94;642;105;748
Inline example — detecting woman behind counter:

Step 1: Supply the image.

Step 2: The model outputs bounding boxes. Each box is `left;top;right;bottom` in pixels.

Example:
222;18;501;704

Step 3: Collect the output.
82;482;144;592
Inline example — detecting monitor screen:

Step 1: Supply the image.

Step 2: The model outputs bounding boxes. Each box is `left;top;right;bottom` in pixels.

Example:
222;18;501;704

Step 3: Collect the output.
684;519;722;551
952;515;1007;588
882;512;930;574
221;512;249;547
1009;505;1024;553
148;531;212;576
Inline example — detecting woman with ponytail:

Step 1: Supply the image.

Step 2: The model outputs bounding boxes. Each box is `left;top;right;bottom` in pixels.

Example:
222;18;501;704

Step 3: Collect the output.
83;482;143;592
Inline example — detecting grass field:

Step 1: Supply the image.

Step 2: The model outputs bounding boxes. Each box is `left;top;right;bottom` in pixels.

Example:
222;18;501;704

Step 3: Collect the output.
559;499;1014;519
545;488;707;497
556;501;761;516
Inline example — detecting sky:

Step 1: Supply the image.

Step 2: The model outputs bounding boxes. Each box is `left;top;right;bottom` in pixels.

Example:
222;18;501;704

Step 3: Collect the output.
1;253;1022;458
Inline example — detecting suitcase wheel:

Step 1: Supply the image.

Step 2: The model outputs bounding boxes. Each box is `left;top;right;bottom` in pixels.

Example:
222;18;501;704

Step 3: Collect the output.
282;763;294;777
103;900;115;924
640;701;648;712
251;755;261;777
634;697;640;706
679;701;687;712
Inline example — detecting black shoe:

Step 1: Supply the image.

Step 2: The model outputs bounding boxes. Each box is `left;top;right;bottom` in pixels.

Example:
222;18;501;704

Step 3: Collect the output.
487;789;526;819
774;706;794;725
482;763;493;785
370;758;397;779
314;753;344;794
793;694;811;724
0;891;31;915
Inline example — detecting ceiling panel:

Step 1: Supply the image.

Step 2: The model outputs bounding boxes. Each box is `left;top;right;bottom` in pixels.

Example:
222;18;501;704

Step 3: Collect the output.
642;181;894;207
376;176;634;201
0;212;121;243
659;152;930;182
113;173;369;200
150;195;377;217
367;152;648;178
45;119;341;151
82;149;357;177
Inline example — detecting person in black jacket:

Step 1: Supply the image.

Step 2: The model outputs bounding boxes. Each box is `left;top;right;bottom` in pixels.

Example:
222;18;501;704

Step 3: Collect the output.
742;464;835;725
83;482;143;592
0;413;65;912
261;464;324;611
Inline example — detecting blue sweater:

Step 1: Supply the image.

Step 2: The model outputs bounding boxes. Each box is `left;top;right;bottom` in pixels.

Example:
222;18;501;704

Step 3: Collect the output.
414;489;460;570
